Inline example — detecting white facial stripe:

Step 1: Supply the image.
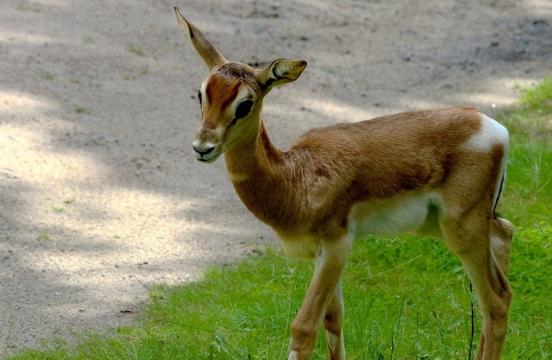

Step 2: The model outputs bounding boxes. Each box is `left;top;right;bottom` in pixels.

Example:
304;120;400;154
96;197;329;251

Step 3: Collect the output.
228;86;254;117
200;78;209;107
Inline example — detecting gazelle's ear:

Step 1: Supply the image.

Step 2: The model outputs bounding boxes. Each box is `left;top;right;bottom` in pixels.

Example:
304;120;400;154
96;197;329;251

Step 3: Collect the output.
256;59;307;90
174;6;227;70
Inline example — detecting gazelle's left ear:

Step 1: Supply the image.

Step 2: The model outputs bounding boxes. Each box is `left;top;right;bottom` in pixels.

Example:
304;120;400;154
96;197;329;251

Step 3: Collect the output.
174;6;227;70
256;59;307;90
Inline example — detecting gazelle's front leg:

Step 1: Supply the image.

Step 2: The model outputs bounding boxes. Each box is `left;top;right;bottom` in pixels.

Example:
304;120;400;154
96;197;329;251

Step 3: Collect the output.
324;281;346;360
289;237;350;360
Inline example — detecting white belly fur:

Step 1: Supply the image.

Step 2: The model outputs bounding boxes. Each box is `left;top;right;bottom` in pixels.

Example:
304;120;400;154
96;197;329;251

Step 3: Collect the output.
349;192;442;238
276;192;442;259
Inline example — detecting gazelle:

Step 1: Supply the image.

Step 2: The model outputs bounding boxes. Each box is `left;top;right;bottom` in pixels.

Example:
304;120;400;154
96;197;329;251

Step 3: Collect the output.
174;7;513;359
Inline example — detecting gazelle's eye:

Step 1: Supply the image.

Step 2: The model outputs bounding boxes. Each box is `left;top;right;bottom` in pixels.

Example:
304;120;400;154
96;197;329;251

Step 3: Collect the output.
235;100;253;119
197;91;202;105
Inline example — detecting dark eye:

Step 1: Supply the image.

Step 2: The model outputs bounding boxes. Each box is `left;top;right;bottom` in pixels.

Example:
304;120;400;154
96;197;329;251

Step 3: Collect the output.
197;91;202;105
235;100;253;119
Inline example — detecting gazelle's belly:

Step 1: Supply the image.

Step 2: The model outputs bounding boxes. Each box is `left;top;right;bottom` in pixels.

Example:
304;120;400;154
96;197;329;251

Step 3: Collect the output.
277;232;320;259
275;192;443;259
349;192;442;238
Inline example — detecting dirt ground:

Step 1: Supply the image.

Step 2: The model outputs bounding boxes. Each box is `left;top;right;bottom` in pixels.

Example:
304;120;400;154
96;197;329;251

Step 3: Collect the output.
1;0;551;354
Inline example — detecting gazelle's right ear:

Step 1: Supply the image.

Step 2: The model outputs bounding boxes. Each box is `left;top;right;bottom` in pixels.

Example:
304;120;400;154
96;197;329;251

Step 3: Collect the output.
256;59;307;91
174;6;227;70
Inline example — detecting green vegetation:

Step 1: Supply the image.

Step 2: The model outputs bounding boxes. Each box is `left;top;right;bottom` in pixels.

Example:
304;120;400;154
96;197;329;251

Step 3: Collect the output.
16;3;41;13
7;80;552;359
40;72;56;81
37;230;52;242
520;78;552;112
127;44;146;57
74;106;91;115
50;205;64;213
123;66;149;81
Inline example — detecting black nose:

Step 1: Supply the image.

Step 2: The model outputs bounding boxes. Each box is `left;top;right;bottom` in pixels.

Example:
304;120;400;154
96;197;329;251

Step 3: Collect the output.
193;143;215;155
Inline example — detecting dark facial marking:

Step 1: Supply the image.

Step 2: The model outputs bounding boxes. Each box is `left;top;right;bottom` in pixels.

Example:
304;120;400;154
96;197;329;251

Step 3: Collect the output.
235;100;253;119
229;100;253;128
205;75;241;111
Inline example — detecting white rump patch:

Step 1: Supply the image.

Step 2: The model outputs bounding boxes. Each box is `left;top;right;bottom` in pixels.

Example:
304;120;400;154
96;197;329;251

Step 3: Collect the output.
463;113;509;152
462;114;510;209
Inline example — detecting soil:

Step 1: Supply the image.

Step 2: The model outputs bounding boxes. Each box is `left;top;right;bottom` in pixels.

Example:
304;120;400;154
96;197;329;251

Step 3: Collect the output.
1;0;551;354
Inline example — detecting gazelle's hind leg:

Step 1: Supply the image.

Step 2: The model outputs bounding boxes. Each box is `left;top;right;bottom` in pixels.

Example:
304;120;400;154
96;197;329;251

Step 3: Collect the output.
475;216;513;360
441;208;512;360
490;217;514;276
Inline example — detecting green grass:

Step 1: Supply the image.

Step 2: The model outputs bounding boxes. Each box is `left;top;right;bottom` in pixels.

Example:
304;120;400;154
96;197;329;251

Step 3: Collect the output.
7;80;552;359
520;78;552;112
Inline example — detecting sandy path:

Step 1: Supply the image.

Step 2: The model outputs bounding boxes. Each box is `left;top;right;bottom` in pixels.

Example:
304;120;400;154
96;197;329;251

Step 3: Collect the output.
1;0;550;354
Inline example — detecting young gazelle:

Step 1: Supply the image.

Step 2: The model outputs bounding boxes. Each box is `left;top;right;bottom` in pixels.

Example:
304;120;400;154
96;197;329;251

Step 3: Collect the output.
174;7;513;360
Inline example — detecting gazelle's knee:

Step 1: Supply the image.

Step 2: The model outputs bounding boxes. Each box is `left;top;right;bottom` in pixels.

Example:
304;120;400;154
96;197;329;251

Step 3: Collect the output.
290;320;317;350
289;326;316;360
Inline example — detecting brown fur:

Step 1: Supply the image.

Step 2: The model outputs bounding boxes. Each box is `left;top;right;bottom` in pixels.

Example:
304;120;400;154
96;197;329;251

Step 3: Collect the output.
221;102;512;360
226;107;483;237
174;8;513;359
205;75;241;114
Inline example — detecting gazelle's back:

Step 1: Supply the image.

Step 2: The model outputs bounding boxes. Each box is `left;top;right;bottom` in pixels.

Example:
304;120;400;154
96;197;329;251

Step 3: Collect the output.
290;107;489;199
293;107;483;159
285;107;509;241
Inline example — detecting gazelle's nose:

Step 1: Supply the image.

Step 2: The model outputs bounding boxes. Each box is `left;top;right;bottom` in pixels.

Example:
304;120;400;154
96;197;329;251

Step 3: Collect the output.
192;142;215;155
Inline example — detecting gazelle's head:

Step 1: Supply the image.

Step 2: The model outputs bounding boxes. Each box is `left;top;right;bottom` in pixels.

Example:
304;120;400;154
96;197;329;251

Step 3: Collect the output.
174;7;306;163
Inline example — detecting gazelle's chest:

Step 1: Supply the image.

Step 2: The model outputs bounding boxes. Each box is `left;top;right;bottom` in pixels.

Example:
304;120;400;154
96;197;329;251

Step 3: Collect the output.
349;192;442;238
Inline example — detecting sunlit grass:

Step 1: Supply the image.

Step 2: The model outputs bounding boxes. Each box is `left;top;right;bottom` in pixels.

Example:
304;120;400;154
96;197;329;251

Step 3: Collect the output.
520;78;552;112
7;79;552;359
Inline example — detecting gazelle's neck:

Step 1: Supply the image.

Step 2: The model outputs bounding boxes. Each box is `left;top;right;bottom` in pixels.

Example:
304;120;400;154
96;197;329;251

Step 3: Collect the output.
224;118;283;180
224;117;298;229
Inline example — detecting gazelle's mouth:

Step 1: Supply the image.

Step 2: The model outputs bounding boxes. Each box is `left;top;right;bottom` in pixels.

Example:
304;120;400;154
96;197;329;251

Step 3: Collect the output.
195;149;221;163
192;140;222;163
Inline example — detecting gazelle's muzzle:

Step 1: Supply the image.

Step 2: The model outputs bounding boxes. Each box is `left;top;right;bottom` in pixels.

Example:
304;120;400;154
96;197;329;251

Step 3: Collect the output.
192;127;222;163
